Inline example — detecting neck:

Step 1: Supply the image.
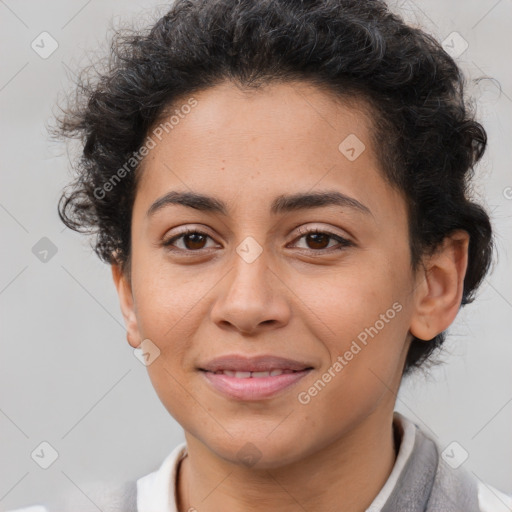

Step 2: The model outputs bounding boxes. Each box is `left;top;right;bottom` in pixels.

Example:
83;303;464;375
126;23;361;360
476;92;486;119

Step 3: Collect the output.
177;410;399;512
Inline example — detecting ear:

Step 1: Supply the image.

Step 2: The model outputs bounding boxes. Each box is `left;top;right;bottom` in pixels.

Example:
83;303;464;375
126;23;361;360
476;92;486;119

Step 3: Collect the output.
409;230;469;341
111;264;141;348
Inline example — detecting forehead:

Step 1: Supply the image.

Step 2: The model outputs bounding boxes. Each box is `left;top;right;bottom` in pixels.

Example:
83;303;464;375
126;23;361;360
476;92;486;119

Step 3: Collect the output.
134;80;401;221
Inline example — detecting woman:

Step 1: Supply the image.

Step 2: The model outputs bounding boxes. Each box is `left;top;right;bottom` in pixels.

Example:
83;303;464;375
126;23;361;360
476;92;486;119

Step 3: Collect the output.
12;0;512;510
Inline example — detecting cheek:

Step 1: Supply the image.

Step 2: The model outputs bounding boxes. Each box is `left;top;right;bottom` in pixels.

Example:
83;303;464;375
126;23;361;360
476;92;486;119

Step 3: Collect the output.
131;243;207;328
129;258;206;376
290;271;410;433
289;253;411;371
131;264;208;425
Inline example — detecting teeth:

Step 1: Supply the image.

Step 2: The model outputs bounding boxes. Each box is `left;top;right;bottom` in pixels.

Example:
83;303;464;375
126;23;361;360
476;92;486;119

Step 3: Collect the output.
212;369;300;377
252;371;273;378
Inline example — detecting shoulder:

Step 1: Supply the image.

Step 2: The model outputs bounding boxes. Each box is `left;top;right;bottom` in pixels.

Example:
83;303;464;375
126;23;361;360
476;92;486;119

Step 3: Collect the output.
5;442;188;512
397;412;512;512
7;508;48;512
6;480;137;512
477;481;512;512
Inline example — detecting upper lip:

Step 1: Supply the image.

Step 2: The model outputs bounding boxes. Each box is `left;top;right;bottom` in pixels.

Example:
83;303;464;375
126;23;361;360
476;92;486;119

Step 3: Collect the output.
199;355;313;372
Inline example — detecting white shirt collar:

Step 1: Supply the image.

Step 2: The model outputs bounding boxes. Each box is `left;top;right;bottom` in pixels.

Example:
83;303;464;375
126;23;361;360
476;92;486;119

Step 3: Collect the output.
365;411;417;511
137;441;187;512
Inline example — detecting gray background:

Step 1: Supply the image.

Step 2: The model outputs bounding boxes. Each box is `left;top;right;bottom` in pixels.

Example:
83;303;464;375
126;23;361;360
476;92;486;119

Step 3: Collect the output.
1;0;511;509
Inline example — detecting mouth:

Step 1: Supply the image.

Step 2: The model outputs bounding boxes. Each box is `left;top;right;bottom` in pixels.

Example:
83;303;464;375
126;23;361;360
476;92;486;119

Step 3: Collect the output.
198;355;314;400
204;369;304;378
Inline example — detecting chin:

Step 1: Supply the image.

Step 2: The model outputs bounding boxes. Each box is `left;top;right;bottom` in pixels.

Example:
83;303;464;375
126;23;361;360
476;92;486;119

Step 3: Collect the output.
194;425;315;470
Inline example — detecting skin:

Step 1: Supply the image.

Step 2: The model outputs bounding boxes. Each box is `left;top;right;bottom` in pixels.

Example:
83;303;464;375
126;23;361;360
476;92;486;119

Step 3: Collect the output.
112;80;469;512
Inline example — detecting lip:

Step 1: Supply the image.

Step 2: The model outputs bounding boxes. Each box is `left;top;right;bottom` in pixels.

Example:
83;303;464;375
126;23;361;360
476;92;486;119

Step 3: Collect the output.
198;354;314;401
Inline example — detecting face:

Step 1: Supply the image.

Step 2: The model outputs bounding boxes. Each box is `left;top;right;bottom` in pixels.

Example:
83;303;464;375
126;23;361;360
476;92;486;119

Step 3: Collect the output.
116;80;422;468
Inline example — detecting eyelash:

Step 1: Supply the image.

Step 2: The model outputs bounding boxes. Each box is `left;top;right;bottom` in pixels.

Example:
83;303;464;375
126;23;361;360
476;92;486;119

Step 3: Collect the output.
161;227;353;254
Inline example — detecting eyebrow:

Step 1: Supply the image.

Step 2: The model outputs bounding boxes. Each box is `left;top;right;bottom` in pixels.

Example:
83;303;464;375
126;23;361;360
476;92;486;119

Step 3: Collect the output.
146;190;372;218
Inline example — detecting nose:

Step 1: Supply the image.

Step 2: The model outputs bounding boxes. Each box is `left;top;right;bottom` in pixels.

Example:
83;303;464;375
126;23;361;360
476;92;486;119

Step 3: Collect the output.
209;247;291;335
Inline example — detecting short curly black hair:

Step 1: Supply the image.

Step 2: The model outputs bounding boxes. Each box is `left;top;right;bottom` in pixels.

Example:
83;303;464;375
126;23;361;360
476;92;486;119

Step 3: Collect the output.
53;0;493;377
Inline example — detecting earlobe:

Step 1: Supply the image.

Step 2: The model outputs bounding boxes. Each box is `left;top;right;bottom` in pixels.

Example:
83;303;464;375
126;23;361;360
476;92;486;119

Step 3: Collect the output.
111;264;141;348
409;230;469;341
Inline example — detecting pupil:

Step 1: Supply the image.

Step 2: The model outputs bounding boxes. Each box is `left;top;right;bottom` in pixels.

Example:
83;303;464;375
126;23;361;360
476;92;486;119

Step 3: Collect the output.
308;233;328;249
186;233;205;250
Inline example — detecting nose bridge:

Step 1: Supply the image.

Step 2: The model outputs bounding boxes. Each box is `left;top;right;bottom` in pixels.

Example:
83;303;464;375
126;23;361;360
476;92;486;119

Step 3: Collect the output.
210;238;289;333
225;240;271;309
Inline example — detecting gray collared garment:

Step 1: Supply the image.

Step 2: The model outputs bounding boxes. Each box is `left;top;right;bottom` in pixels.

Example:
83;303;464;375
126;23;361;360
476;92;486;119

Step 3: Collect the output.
379;424;481;511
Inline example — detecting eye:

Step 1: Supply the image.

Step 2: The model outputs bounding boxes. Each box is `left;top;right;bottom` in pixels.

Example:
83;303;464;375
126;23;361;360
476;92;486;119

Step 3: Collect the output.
162;228;218;252
290;227;353;252
161;226;353;254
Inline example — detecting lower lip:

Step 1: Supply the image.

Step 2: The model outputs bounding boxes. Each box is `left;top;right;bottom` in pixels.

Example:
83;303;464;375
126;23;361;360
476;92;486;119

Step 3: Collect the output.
201;370;312;400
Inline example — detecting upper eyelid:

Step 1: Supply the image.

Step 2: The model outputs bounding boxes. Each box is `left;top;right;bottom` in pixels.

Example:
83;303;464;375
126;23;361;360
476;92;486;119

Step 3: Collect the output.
290;225;352;245
294;225;346;237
